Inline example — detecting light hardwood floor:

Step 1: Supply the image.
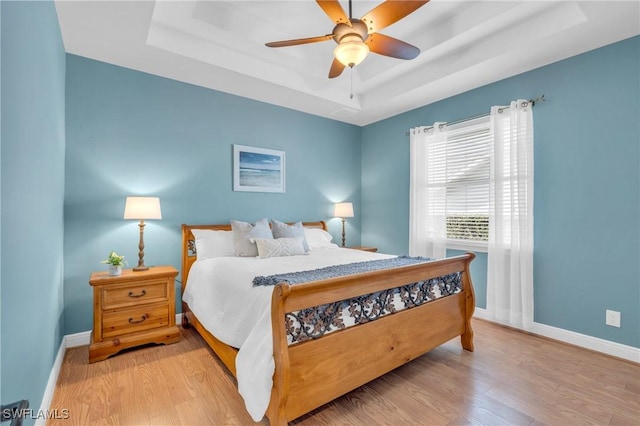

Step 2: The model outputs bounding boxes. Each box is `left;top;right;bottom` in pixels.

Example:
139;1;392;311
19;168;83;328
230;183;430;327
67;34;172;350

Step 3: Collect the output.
48;319;639;425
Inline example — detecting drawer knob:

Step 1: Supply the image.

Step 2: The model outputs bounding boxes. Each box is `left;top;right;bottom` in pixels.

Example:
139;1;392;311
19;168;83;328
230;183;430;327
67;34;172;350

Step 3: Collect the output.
128;290;147;298
128;314;148;324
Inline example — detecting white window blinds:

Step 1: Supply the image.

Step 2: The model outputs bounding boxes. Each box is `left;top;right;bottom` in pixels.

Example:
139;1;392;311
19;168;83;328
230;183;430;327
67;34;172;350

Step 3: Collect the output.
444;116;491;242
410;115;492;255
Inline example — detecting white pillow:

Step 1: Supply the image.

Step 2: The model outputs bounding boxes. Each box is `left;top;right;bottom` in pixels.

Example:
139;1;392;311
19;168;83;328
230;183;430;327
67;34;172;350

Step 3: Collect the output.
270;219;310;252
191;229;236;259
303;228;336;249
231;218;273;257
253;237;306;259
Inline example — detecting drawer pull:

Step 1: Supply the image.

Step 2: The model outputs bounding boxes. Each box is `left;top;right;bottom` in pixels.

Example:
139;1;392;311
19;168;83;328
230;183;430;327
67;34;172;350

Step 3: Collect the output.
128;290;147;298
128;314;148;324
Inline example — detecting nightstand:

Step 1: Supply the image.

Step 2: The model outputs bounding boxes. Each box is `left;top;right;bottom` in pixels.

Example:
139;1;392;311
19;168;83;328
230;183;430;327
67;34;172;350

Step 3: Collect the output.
88;265;180;363
348;246;378;252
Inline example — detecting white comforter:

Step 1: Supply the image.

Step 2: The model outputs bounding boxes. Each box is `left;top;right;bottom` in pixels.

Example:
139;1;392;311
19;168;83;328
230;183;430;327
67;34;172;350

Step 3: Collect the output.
183;246;393;421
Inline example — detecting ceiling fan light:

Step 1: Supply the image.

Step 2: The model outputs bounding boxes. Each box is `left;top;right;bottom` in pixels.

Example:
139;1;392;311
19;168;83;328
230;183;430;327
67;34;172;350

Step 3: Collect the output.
334;34;370;68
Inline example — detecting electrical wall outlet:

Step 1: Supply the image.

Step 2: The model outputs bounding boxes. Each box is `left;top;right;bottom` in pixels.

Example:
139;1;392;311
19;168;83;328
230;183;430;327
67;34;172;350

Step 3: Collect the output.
606;310;621;328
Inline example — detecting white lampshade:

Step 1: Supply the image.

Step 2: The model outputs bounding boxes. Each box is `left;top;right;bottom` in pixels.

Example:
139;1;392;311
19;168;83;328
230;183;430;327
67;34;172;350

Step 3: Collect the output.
334;34;369;67
123;197;162;220
334;202;354;218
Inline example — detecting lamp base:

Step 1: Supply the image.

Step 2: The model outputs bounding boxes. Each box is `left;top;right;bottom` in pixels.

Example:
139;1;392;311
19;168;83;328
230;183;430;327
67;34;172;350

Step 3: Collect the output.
133;220;149;272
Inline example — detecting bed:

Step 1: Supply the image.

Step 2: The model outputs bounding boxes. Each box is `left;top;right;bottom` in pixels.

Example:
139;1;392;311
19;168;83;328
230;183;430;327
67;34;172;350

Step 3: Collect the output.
181;221;475;425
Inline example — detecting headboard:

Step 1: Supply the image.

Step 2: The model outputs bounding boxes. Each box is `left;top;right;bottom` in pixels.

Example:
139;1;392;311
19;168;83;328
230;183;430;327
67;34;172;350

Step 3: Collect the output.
180;221;327;294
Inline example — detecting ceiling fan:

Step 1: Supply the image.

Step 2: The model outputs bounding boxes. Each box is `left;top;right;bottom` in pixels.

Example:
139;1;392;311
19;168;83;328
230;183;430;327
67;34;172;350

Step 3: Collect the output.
265;0;429;78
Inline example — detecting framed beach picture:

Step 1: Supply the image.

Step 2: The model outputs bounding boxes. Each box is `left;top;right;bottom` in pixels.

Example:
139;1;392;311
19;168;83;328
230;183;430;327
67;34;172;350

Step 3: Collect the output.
233;144;286;193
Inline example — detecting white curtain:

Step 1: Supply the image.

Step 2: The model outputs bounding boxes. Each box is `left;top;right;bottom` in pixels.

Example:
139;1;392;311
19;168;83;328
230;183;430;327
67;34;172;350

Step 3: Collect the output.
409;123;447;259
487;100;534;329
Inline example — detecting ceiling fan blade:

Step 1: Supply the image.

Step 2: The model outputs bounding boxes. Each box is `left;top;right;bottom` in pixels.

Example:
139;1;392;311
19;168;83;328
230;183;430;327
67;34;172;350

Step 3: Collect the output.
316;0;350;25
361;0;429;34
329;58;346;78
266;34;333;48
366;33;420;59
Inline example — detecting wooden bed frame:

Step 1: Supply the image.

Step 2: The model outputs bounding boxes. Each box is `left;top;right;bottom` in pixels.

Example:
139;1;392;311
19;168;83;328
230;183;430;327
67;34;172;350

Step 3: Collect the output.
181;221;476;425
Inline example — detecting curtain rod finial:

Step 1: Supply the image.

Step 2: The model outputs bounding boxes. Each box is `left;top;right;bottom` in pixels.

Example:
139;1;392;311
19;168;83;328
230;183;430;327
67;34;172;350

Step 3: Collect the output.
531;94;545;106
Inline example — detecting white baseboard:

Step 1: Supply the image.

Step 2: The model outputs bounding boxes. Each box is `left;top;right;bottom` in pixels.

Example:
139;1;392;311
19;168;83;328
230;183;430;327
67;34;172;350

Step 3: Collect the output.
472;307;492;321
65;330;92;348
529;321;640;363
473;308;640;363
35;338;67;426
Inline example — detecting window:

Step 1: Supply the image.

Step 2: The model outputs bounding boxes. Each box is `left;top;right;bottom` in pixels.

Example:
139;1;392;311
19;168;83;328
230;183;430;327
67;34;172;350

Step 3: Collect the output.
444;117;491;246
411;99;534;326
418;116;491;250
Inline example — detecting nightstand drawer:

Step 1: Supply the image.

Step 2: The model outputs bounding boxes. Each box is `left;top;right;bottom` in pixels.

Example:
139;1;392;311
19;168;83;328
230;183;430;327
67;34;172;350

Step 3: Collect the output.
102;304;169;338
102;279;168;309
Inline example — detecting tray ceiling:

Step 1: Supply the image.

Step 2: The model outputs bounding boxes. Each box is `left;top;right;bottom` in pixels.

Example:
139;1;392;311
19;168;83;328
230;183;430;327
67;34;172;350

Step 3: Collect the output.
55;1;640;126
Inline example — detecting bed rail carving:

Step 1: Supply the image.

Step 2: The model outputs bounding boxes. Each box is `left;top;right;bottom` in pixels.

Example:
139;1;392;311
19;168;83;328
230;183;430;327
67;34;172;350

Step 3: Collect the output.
187;239;196;257
284;271;462;344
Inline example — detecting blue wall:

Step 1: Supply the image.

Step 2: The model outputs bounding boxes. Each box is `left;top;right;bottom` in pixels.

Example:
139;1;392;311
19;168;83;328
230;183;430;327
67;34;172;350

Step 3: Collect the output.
1;0;66;418
64;55;362;334
361;36;640;348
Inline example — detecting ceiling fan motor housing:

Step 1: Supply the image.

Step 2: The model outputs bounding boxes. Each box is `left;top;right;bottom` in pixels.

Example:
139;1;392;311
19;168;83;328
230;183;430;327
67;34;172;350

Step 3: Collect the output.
332;20;369;44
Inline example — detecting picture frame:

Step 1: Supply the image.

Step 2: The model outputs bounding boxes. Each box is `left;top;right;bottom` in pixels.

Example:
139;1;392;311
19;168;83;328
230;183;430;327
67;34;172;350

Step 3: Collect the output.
233;144;286;193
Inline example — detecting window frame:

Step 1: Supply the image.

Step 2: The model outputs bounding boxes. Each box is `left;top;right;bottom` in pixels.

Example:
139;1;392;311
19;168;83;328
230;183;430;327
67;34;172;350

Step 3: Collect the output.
446;238;488;252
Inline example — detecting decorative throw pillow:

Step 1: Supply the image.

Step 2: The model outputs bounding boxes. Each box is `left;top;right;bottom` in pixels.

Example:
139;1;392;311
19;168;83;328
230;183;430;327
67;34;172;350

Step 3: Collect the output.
270;219;310;252
253;237;306;259
303;228;335;249
191;229;236;259
231;218;273;257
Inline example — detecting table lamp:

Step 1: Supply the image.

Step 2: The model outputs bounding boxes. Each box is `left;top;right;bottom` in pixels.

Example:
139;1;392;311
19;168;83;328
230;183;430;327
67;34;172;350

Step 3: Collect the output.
124;196;162;271
334;202;354;247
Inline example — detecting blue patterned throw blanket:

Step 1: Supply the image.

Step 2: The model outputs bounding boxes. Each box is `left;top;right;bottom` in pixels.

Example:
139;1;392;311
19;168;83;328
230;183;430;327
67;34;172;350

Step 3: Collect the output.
252;256;431;287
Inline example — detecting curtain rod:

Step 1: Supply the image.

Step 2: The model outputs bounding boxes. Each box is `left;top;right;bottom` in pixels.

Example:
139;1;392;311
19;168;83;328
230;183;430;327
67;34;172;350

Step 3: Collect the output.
405;95;545;136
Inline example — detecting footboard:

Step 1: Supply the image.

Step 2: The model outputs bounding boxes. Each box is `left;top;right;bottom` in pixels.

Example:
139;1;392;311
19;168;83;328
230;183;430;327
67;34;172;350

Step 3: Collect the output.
267;253;476;425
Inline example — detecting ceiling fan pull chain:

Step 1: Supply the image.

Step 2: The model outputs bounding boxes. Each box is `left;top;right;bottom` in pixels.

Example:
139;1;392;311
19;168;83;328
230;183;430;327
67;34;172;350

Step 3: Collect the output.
350;70;354;99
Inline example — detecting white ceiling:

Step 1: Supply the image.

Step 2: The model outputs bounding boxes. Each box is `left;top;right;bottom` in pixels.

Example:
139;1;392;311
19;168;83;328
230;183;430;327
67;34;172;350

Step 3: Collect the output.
55;0;640;126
